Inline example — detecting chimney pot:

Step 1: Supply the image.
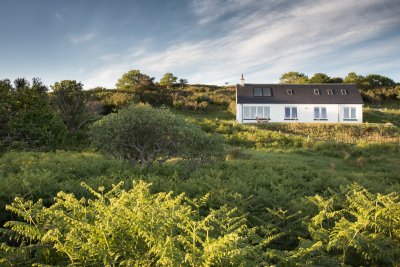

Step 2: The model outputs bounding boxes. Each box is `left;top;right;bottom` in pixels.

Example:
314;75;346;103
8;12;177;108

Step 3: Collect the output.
240;74;245;85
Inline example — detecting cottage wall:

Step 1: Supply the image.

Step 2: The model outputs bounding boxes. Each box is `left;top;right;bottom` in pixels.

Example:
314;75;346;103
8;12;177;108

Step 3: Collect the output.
236;103;363;123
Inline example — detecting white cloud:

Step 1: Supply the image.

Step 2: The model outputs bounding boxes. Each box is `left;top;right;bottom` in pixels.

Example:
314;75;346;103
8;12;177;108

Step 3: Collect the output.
70;33;96;44
83;0;400;88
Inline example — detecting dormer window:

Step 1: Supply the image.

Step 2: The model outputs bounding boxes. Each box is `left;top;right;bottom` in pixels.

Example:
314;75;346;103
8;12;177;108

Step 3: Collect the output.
341;89;348;95
263;87;272;96
287;89;294;95
327;89;334;95
253;87;272;96
254;88;262;96
314;89;321;95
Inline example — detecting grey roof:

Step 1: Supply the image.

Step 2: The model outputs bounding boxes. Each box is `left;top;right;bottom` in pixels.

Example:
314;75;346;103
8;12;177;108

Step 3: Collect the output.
237;83;364;104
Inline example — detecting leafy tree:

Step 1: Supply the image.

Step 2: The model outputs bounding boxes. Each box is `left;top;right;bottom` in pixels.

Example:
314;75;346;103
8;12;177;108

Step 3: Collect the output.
115;69;155;91
51;80;99;133
90;104;224;167
279;72;309;84
329;77;343;83
159;73;177;88
362;74;396;90
344;72;364;84
179;78;189;88
0;80;13;139
309;73;331;83
0;78;67;149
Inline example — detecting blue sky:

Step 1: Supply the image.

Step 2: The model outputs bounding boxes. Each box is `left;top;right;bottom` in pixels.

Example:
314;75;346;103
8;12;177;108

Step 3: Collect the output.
1;0;399;88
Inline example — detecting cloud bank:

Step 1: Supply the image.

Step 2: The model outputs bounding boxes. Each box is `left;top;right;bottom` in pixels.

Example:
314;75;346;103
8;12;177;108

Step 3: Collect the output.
83;0;400;88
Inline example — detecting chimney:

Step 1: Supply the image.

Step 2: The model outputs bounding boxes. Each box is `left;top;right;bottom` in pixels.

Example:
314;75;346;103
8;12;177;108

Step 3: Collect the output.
240;74;245;86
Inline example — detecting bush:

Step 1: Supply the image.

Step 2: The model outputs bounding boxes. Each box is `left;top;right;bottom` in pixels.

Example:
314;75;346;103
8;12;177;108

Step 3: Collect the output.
91;104;224;167
1;181;249;266
0;78;67;150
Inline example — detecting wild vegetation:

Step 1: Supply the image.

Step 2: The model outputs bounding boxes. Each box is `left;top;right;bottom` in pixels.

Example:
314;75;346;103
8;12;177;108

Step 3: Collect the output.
0;70;399;266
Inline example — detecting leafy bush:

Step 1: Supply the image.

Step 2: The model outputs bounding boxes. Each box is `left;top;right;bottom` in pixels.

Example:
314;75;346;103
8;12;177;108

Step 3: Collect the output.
91;104;224;167
0;78;67;150
257;122;400;143
1;181;250;266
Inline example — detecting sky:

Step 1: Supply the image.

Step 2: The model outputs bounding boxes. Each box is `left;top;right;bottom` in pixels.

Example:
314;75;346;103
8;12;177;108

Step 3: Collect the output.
0;0;399;89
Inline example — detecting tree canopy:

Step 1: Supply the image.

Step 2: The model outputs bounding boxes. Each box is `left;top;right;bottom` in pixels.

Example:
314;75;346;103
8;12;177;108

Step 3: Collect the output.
0;78;66;149
159;73;177;88
51;80;99;133
115;69;155;91
90;104;224;167
309;73;331;83
279;72;309;84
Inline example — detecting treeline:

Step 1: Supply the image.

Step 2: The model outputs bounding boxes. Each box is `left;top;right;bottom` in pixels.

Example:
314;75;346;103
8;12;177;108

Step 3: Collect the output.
280;71;400;103
0;70;233;150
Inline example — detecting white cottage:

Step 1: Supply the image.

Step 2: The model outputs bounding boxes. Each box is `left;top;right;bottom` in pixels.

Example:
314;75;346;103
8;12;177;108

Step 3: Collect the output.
236;76;363;123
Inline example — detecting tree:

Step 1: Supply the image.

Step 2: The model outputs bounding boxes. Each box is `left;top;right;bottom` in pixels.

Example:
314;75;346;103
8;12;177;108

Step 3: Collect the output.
115;69;155;91
279;72;309;84
344;72;363;84
179;78;189;89
309;73;331;83
51;80;99;133
362;74;396;90
329;77;343;83
90;104;224;167
159;73;177;88
1;78;67;149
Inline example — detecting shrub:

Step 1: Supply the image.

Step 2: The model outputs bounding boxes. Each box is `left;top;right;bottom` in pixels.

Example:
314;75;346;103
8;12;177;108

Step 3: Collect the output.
91;104;224;167
1;181;249;266
0;78;67;150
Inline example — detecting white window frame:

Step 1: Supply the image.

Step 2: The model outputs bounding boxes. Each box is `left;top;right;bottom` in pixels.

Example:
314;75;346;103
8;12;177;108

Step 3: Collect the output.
243;106;270;120
284;106;298;120
314;107;327;120
343;107;357;120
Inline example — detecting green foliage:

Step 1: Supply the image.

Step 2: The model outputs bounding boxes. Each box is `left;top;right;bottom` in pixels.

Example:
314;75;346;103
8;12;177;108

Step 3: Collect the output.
364;107;400;127
329;77;343;83
362;74;396;90
115;69;155;91
344;72;397;91
258;122;400;143
91;104;224;167
279;71;309;84
304;184;400;266
51;80;100;133
159;72;177;88
0;78;67;150
309;73;331;83
361;86;400;103
344;72;363;84
1;181;250;266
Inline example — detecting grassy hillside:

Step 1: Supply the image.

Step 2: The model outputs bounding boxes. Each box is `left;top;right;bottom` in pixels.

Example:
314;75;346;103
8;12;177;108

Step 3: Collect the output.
1;86;400;266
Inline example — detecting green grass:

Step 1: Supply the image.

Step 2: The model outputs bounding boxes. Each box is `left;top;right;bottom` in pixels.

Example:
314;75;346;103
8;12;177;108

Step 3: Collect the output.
364;107;400;126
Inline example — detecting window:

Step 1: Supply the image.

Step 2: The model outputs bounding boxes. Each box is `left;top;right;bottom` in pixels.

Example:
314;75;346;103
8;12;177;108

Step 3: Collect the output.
253;88;262;96
327;89;334;95
314;89;321;95
253;87;272;96
314;107;327;120
287;89;294;95
284;107;298;120
263;88;272;96
343;107;356;120
243;106;270;120
341;89;348;95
